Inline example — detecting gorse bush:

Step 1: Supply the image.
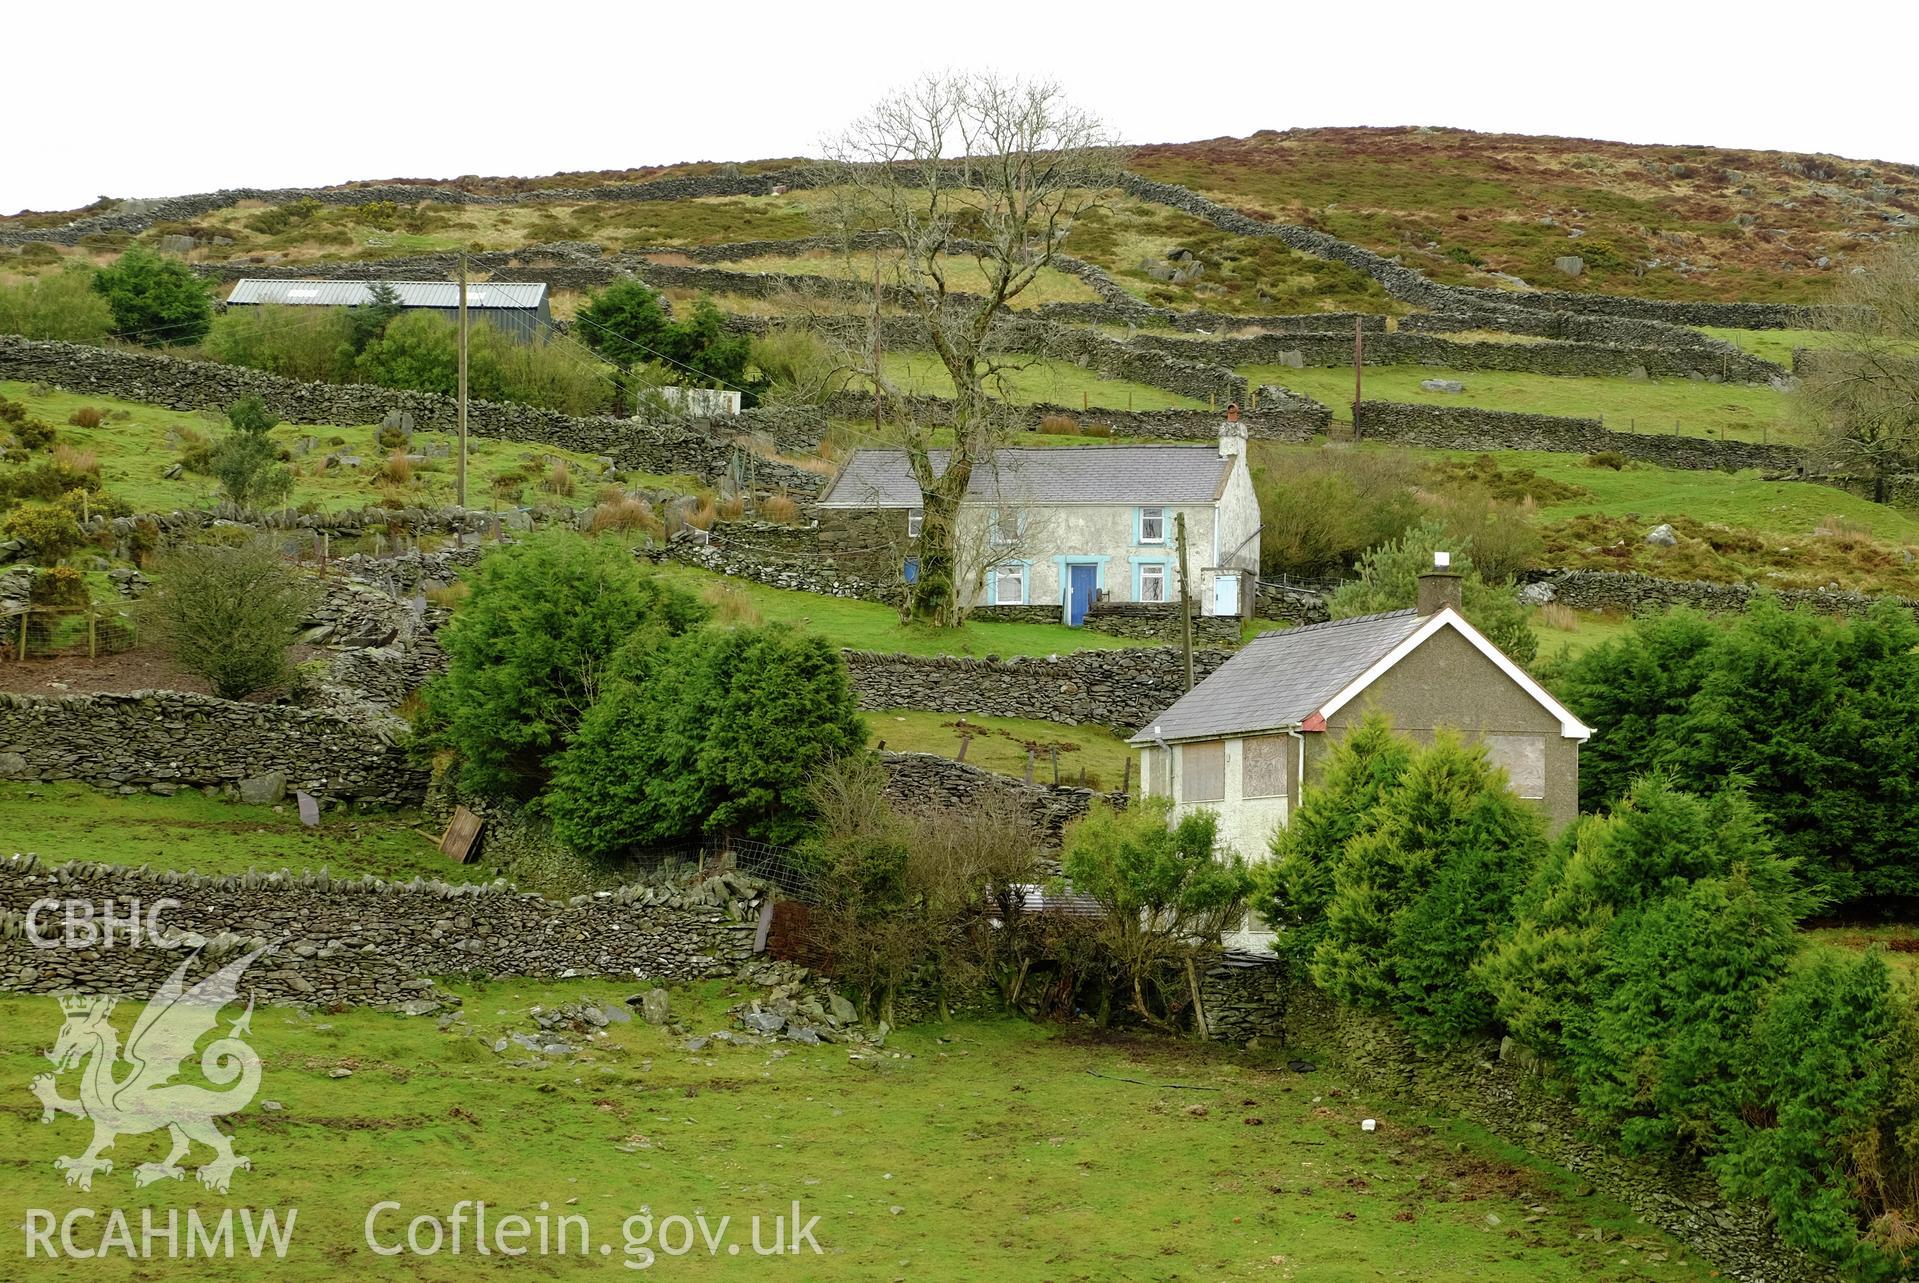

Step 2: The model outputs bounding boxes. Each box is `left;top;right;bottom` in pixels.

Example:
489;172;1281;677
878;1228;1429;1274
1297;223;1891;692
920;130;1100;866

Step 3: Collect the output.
352;311;615;415
143;539;318;699
0;265;115;343
206;305;357;383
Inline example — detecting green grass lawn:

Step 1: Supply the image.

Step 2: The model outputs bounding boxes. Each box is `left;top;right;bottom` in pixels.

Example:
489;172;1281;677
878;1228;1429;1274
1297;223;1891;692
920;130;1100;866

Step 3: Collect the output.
865;708;1135;790
0;381;647;515
706;248;1100;307
1531;609;1637;667
647;562;1150;659
1802;928;1919;983
1247;364;1797;444
0;976;1721;1281
873;351;1208;411
0;780;477;882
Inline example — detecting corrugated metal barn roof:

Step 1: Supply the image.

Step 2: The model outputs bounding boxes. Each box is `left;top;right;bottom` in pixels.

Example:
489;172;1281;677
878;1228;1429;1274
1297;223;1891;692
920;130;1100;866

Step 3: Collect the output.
225;280;549;310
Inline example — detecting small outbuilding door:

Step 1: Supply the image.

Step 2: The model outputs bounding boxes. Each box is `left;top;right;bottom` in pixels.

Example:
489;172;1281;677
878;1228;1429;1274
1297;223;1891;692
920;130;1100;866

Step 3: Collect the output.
1212;572;1241;617
1067;563;1098;626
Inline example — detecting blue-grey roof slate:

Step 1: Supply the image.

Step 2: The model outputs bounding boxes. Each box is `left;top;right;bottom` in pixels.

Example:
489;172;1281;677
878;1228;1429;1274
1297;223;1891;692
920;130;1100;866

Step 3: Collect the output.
818;445;1234;509
1129;609;1428;744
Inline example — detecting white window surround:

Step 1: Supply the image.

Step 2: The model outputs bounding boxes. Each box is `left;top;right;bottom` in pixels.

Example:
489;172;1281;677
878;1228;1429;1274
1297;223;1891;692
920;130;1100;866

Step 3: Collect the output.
906;509;923;538
1138;563;1167;603
1138;506;1166;544
993;564;1026;605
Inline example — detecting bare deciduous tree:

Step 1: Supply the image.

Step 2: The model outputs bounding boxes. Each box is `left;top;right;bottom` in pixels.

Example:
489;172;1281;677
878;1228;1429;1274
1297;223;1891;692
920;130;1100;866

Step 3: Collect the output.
815;73;1127;625
1796;237;1919;502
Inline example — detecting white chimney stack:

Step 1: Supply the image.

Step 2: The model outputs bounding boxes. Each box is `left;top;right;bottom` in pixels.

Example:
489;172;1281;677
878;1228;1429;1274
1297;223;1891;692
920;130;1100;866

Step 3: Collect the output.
1219;402;1246;461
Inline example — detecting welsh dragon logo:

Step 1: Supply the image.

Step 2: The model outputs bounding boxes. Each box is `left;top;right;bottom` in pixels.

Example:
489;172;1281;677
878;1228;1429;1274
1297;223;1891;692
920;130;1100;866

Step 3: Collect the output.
31;947;270;1193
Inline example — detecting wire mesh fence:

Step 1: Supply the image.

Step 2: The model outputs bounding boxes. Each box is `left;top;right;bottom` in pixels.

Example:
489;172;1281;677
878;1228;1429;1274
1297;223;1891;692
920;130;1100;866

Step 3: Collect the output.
619;835;819;902
0;603;137;661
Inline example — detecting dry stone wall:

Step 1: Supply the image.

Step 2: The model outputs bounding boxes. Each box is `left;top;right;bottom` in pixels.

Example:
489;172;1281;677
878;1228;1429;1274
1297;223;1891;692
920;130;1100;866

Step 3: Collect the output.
1525;568;1919;619
0;171;815;247
0;337;824;496
1353;399;1808;473
879;752;1123;849
1134;329;1784;385
0;856;763;1007
0;690;424;806
844;647;1231;735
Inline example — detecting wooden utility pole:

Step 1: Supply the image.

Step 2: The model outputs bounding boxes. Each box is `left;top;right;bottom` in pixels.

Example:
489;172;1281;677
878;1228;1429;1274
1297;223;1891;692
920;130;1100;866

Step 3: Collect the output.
1175;511;1194;691
1352;315;1364;438
872;250;884;437
456;253;470;522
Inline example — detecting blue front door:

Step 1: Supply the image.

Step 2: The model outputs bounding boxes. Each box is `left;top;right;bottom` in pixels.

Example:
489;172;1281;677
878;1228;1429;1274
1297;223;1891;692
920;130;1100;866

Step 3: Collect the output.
1067;563;1097;626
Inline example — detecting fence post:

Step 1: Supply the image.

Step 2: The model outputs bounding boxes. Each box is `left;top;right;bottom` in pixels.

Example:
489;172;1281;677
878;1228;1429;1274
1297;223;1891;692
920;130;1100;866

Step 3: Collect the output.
17;610;26;662
88;604;97;660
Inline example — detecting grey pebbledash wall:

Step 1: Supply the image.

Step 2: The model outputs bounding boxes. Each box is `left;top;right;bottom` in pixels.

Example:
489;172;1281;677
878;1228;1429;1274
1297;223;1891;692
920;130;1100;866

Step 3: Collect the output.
0;690;425;806
1352;399;1809;473
0;336;826;496
0;856;763;1007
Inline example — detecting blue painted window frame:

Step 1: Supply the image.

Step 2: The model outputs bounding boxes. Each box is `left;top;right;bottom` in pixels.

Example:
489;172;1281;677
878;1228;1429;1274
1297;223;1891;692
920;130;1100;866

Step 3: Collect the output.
1129;556;1173;602
990;559;1031;606
1135;506;1167;546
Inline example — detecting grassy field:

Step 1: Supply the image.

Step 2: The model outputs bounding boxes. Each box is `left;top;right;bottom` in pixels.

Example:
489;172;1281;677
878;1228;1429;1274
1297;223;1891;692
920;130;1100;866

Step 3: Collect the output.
1247;364;1796;444
647;562;1148;659
0;780;474;882
704;247;1100;308
0;975;1721;1281
0;381;654;515
872;351;1207;411
865;708;1135;790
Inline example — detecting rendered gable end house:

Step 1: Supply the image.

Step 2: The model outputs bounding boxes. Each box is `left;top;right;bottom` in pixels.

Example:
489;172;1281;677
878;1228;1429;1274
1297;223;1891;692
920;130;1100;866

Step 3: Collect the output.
1128;559;1592;950
814;416;1260;625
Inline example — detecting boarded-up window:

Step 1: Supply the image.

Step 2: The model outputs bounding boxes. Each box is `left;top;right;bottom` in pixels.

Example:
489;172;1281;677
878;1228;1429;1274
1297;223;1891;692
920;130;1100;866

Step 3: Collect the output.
1484;734;1547;800
1242;734;1289;798
1180;740;1225;803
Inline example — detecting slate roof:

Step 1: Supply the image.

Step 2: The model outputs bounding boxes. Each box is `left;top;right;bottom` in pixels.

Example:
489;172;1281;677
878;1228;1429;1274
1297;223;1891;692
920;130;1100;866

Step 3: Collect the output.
225;280;549;310
817;445;1235;509
1129;610;1428;745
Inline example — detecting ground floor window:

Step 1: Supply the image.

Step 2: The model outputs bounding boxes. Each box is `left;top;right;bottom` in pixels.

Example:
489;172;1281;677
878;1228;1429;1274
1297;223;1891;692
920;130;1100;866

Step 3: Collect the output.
1138;562;1167;602
993;564;1025;605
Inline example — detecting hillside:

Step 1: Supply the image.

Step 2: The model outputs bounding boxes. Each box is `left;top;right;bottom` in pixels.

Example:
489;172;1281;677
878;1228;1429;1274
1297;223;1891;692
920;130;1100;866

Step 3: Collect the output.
1131;126;1919;303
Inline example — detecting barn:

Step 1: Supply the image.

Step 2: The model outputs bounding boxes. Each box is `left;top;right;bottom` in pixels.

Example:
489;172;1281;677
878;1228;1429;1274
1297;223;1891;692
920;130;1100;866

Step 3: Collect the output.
223;279;552;343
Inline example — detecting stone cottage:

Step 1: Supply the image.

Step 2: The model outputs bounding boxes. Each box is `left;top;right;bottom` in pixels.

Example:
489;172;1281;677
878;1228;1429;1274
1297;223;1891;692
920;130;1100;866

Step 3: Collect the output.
1128;560;1591;950
814;419;1260;625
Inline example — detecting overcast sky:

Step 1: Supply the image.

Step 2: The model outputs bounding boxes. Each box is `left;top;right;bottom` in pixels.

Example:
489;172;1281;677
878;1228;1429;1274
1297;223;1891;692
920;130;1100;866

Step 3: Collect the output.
10;0;1917;214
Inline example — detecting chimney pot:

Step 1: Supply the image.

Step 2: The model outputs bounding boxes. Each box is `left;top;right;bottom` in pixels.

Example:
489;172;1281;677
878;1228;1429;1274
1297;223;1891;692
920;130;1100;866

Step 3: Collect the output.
1417;553;1464;615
